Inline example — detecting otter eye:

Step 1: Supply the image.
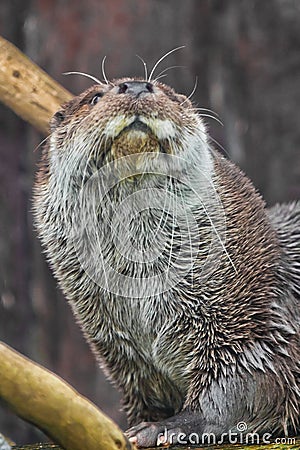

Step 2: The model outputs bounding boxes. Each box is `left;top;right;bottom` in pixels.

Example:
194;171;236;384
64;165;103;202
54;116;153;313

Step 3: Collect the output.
53;111;65;122
50;110;65;130
90;93;103;105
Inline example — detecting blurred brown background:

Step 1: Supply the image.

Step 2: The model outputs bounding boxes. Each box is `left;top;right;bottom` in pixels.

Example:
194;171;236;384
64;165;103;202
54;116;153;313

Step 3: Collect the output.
0;0;299;445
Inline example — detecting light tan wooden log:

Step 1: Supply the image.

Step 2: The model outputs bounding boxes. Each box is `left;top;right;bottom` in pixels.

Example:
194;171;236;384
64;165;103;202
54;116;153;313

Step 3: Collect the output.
0;35;72;134
0;342;132;450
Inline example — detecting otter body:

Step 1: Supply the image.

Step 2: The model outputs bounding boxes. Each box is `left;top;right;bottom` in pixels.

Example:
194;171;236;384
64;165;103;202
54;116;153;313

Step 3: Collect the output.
34;78;300;447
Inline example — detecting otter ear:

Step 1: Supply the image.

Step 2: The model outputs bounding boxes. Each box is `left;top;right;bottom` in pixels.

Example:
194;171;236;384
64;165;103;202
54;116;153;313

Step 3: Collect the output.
50;110;65;131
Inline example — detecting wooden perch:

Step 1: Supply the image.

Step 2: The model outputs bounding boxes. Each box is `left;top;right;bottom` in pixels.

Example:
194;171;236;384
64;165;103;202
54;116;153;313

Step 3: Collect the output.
0;342;133;450
0;36;72;134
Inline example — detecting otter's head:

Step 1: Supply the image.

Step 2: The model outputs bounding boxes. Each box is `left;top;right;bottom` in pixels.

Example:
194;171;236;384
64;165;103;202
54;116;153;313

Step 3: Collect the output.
48;78;211;172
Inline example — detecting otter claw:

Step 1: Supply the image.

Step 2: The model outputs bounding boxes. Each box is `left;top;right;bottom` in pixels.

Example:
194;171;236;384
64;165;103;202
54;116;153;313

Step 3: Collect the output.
126;422;161;447
126;421;182;448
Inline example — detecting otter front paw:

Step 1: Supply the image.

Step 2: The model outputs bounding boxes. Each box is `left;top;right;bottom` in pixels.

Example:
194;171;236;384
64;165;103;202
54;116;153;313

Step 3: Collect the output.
126;421;183;448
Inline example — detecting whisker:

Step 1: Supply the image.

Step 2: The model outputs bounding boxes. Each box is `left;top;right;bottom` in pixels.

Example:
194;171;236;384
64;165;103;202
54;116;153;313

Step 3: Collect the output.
193;121;231;158
180;77;198;106
186;175;238;274
136;54;148;81
77;136;113;292
95;136;128;247
63;71;103;85
153;65;185;83
152;74;168;83
195;107;222;118
166;180;176;284
89;174;110;293
208;135;231;159
179;186;194;288
148;46;185;82
198;113;224;127
151;175;172;243
61;145;84;224
200;197;237;274
101;55;110;85
33;134;51;153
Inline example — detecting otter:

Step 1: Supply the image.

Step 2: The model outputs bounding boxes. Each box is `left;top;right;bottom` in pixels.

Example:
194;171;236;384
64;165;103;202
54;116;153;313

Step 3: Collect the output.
33;76;300;447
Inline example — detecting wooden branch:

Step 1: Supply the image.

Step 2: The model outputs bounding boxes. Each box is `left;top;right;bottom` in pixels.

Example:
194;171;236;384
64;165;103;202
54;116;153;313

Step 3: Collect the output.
0;342;133;450
0;36;72;134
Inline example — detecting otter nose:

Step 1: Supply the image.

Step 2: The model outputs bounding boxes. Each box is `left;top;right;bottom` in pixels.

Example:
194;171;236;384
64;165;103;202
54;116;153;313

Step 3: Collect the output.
118;81;154;97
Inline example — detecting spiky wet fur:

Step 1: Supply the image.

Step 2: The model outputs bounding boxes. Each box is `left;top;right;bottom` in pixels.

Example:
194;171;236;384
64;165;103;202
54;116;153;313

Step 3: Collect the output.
33;78;300;441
